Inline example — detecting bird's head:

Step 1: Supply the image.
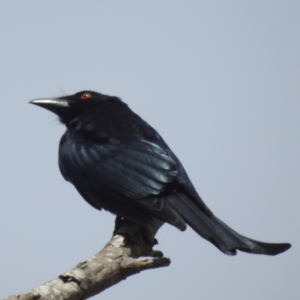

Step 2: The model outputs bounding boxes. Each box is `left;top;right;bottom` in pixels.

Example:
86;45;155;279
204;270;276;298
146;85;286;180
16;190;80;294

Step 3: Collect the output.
30;91;120;124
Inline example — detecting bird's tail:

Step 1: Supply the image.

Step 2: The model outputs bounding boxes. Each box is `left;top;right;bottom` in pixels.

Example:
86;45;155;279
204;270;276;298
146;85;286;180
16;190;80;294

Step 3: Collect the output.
167;193;291;255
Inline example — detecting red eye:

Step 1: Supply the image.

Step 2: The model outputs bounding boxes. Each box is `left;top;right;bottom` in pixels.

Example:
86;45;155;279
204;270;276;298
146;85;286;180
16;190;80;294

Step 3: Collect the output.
80;93;92;100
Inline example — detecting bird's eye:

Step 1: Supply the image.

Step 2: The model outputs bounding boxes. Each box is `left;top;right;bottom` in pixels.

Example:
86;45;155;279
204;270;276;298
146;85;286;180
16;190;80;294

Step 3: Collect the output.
80;93;92;100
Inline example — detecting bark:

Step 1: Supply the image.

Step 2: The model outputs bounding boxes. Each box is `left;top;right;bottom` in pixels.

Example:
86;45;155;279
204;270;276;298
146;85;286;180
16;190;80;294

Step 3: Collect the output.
3;218;170;300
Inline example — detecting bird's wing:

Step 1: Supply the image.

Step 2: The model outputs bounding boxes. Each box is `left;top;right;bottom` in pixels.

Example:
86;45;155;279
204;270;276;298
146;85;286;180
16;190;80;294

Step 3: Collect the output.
164;146;214;216
59;134;186;228
82;138;178;198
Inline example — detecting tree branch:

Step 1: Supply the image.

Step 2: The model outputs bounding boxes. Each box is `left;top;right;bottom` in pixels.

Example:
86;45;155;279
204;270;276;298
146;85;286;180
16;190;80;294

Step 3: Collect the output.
4;218;170;300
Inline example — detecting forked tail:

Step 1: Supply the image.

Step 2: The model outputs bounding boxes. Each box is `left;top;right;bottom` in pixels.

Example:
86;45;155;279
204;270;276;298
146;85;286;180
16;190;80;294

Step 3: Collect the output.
167;193;291;255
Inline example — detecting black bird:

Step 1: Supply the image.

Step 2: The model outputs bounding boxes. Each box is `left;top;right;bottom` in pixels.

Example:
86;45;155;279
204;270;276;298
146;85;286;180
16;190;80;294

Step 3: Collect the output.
30;91;291;256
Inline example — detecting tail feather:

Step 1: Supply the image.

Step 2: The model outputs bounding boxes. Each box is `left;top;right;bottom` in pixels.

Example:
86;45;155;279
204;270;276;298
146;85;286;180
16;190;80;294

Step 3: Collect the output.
167;193;291;255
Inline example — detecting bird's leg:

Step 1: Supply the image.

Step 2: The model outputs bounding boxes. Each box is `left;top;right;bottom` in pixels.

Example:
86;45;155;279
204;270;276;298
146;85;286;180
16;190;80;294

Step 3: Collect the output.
113;216;164;258
113;216;141;238
139;217;164;258
141;217;164;246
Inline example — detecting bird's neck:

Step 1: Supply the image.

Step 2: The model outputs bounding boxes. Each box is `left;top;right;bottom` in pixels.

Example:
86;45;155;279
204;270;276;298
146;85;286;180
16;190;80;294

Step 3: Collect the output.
65;101;156;141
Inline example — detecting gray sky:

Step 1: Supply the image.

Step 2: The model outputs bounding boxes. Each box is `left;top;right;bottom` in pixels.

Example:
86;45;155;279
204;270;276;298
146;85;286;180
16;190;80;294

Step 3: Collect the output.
0;1;299;299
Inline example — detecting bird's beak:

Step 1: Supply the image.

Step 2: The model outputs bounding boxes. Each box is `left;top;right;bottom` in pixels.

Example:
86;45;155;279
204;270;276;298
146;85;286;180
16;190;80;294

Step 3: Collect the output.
29;98;69;108
29;98;69;116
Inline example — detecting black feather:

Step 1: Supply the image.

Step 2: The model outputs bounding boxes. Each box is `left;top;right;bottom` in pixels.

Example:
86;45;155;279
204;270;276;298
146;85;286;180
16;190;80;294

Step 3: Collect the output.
30;91;291;256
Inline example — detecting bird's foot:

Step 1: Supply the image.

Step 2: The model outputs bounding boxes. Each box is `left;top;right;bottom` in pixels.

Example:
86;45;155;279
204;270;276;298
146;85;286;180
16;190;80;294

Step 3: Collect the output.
113;216;164;258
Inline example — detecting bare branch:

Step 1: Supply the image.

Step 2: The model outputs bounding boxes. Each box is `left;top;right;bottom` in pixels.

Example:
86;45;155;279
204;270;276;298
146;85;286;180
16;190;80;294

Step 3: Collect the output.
4;218;170;300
